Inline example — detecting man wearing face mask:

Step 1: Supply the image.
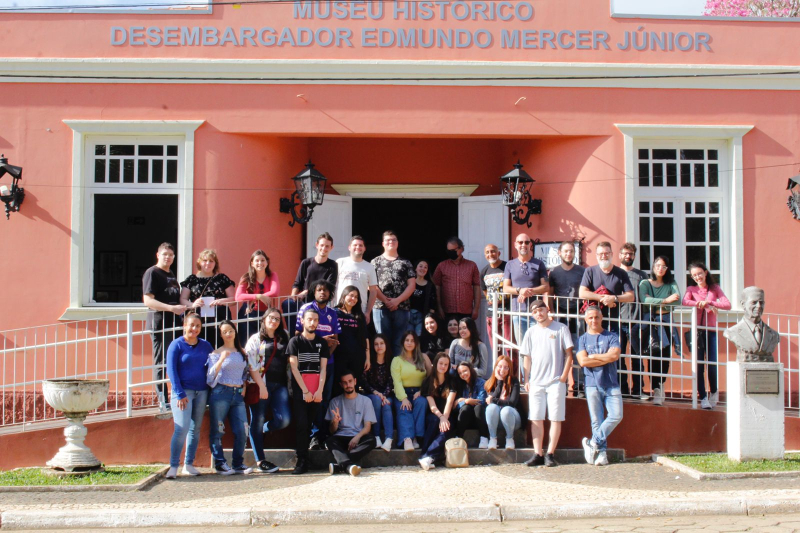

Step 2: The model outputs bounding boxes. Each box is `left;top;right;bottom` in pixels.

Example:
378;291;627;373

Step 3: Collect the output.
433;236;481;323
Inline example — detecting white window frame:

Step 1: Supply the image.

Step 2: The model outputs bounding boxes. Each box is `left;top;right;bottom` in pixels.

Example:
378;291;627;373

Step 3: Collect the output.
61;120;204;320
616;124;753;309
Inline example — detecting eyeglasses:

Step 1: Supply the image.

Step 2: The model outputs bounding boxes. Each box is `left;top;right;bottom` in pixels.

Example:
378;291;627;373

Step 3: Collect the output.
516;240;531;245
266;315;281;322
620;252;635;257
596;252;612;257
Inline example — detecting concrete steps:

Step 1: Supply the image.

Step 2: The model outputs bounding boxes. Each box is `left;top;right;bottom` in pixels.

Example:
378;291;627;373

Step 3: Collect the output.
221;447;625;470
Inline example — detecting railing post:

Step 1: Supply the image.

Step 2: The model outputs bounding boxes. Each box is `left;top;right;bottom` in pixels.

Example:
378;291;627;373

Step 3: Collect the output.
126;313;133;418
690;306;698;409
491;292;499;369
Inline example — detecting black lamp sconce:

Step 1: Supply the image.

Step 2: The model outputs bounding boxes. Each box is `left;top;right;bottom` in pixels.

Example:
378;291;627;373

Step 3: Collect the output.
279;160;327;227
500;160;542;228
787;174;800;220
0;154;24;220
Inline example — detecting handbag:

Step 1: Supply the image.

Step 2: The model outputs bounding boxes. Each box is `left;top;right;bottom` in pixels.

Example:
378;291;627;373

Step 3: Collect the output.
445;437;469;468
245;340;278;406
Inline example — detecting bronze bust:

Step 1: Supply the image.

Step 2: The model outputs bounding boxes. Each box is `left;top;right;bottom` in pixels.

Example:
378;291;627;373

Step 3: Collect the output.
723;286;780;363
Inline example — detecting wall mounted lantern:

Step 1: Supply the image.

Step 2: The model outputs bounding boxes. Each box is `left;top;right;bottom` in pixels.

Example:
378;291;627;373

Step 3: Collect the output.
500;160;541;228
0;154;24;220
279;160;327;227
787;174;800;220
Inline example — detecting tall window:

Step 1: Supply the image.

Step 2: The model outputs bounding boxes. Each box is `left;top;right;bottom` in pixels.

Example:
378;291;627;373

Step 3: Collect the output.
634;142;729;294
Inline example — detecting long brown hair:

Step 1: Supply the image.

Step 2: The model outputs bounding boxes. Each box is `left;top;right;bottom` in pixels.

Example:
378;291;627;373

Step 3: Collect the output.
484;355;514;395
422;352;453;397
239;249;271;292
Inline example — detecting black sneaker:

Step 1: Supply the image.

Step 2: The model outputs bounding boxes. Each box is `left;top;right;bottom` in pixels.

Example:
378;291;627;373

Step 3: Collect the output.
524;453;544;467
308;436;323;451
257;460;280;474
328;463;345;475
544;453;557;467
292;458;309;475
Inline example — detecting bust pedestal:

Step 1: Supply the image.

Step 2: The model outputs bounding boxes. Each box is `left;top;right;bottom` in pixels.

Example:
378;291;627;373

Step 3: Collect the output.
726;362;784;461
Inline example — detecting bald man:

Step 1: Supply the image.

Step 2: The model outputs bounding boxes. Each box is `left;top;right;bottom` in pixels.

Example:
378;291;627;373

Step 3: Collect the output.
503;233;550;348
481;243;511;358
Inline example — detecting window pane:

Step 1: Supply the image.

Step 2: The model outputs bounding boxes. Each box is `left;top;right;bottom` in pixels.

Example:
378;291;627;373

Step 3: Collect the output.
680;163;691;187
638;149;649;159
709;202;720;214
110;145;135;156
709;164;719;187
638;163;650;187
640;246;651;271
639;201;650;214
708;150;718;160
667;202;673;214
108;159;120;183
653;202;664;214
167;145;178;156
94;160;106;183
680;149;704;160
123;159;135;183
685;202;692;214
652;149;676;160
652;164;664;187
152;160;163;183
695;202;705;214
685;218;706;242
95;145;106;156
709;217;720;242
639;218;651;241
138;160;149;183
686;245;706;266
666;163;677;187
653;245;675;268
166;160;178;184
138;145;164;156
710;246;720;270
653;217;674;242
694;164;705;187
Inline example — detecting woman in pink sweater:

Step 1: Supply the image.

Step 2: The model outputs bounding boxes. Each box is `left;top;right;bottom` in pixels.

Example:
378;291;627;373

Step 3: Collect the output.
235;249;280;343
682;262;731;410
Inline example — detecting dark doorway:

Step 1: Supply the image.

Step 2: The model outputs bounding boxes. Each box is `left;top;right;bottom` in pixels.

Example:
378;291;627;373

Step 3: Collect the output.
352;198;459;272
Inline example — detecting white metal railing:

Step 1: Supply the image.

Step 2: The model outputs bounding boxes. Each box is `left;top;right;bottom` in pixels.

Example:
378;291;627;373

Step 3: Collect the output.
489;294;799;415
0;296;306;433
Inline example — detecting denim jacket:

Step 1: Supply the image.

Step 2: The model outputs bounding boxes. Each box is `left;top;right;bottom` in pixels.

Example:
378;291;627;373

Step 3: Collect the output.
457;377;487;409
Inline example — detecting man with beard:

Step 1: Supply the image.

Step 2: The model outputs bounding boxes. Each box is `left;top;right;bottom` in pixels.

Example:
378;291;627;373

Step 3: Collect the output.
579;242;635;334
325;371;377;476
617;243;647;398
545;241;585;397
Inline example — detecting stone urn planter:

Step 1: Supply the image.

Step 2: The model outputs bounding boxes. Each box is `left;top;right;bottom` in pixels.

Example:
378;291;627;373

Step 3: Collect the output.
43;379;110;473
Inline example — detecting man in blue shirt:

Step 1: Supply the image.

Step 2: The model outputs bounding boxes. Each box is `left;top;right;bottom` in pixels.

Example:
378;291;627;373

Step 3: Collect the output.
502;232;549;352
575;305;623;467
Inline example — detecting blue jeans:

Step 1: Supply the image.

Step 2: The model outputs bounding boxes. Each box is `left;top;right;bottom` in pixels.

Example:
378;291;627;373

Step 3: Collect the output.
368;393;395;441
697;332;718;400
642;313;681;391
420;410;455;461
169;388;208;468
248;382;291;463
209;385;248;470
586;386;623;451
409;309;424;336
393;387;427;442
512;313;533;350
485;404;521;439
373;308;411;354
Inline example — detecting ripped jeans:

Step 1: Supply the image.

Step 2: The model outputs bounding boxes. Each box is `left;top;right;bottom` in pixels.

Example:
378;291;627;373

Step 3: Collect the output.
209;384;248;470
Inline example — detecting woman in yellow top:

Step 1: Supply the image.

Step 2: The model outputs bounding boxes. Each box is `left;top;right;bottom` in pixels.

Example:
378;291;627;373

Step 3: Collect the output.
391;330;432;451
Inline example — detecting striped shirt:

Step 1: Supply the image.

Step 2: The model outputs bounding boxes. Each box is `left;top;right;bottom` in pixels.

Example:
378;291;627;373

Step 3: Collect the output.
286;334;329;375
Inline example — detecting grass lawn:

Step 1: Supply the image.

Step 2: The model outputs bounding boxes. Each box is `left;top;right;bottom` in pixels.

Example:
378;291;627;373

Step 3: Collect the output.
667;453;800;473
0;465;163;486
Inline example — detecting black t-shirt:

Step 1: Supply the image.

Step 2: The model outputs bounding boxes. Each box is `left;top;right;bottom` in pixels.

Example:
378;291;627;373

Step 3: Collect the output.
286;334;330;391
420;331;445;356
180;273;235;301
580;265;634;320
143;266;181;329
480;261;508;311
292;257;338;297
335;308;366;360
261;336;289;384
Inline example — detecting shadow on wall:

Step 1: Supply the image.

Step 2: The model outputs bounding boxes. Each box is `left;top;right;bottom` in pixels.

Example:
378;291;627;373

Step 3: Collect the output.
16;189;73;239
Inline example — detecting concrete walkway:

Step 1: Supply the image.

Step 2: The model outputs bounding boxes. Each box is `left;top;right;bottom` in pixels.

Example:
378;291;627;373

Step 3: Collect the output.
1;462;799;529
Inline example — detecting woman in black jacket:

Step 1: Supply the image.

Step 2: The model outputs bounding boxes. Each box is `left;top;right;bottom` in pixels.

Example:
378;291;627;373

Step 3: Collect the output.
484;355;521;450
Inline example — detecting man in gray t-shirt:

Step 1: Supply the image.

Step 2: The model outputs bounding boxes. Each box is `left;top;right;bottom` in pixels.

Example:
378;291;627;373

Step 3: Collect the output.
618;243;646;398
324;372;377;476
519;300;574;467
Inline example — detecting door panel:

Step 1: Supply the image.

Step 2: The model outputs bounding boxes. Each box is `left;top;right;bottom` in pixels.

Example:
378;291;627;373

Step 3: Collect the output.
306;195;352;261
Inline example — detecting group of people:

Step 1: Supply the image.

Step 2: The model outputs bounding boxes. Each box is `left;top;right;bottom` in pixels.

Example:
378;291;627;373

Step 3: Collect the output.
145;228;730;477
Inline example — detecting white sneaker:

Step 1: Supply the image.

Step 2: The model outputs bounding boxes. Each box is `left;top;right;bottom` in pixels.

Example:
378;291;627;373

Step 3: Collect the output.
182;464;200;476
165;466;178;479
478;437;489;449
709;391;719;407
404;438;415;451
639;392;651;401
505;439;515;450
701;397;712;410
375;437;383;448
348;464;362;477
412;438;421;450
488;437;498;450
381;438;393;452
582;437;597;465
653;387;664;406
418;456;435;471
594;450;609;466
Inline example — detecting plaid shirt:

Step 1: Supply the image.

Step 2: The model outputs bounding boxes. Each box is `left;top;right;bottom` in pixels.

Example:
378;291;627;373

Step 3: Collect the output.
432;258;480;315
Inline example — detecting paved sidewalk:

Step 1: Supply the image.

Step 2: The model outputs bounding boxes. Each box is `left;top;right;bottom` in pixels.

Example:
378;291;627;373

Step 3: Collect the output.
2;462;799;529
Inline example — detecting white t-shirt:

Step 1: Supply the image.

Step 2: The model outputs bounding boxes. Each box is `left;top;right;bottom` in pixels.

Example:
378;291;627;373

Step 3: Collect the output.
519;321;574;386
336;257;378;313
